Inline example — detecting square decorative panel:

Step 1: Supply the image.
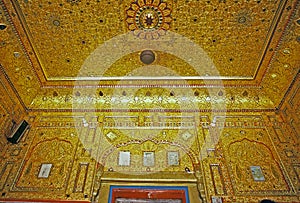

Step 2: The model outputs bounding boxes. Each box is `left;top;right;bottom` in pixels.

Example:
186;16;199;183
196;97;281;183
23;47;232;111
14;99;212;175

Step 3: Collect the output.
250;166;265;181
168;151;179;166
118;151;131;166
143;152;155;167
38;163;52;178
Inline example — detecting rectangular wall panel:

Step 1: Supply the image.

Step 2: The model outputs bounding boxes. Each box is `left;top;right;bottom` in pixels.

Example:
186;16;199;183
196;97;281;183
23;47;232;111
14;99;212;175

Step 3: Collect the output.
210;164;226;195
293;165;300;182
0;162;13;190
273;128;287;143
85;128;97;144
290;119;300;137
73;163;89;193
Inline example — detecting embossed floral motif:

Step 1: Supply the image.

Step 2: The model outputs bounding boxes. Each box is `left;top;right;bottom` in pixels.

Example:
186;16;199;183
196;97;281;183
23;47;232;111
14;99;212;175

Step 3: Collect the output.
126;0;172;39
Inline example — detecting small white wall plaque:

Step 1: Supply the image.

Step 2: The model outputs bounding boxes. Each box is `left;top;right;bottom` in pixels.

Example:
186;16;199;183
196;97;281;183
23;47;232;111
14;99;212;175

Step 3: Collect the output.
143;152;155;167
168;151;179;166
182;131;192;141
106;131;117;141
38;163;53;178
118;151;130;166
211;196;223;203
250;166;265;181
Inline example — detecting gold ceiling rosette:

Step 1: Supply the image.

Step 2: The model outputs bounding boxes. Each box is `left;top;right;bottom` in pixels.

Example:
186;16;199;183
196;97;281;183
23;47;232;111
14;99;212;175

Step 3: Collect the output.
126;0;172;39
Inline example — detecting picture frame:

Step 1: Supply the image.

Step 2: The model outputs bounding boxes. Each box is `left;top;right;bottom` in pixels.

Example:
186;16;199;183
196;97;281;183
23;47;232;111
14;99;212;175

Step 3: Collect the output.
250;166;265;181
118;151;131;166
38;163;53;178
168;151;179;166
211;196;223;203
143;152;155;167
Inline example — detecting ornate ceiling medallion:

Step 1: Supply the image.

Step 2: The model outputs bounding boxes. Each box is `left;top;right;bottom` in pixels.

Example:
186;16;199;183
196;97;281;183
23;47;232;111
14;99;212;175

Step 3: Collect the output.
126;0;172;39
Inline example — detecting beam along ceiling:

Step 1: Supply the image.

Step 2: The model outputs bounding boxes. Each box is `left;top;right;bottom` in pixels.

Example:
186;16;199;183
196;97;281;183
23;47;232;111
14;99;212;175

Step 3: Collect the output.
0;0;299;111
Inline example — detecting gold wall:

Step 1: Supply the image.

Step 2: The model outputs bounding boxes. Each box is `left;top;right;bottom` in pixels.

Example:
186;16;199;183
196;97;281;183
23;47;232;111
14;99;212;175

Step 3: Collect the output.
0;0;299;202
0;96;299;202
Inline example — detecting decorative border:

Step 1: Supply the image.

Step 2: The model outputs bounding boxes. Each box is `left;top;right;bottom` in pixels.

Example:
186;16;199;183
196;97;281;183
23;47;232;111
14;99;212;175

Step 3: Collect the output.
210;164;226;195
279;72;300;110
27;108;277;113
0;65;27;111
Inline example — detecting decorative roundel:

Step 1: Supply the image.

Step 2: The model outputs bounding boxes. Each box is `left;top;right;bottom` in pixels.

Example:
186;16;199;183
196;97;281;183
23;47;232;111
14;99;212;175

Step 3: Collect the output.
136;6;163;30
126;0;172;39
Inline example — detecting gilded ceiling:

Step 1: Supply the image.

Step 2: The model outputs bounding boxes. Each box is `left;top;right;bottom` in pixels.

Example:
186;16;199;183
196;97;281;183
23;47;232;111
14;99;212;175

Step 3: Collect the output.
0;0;299;111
